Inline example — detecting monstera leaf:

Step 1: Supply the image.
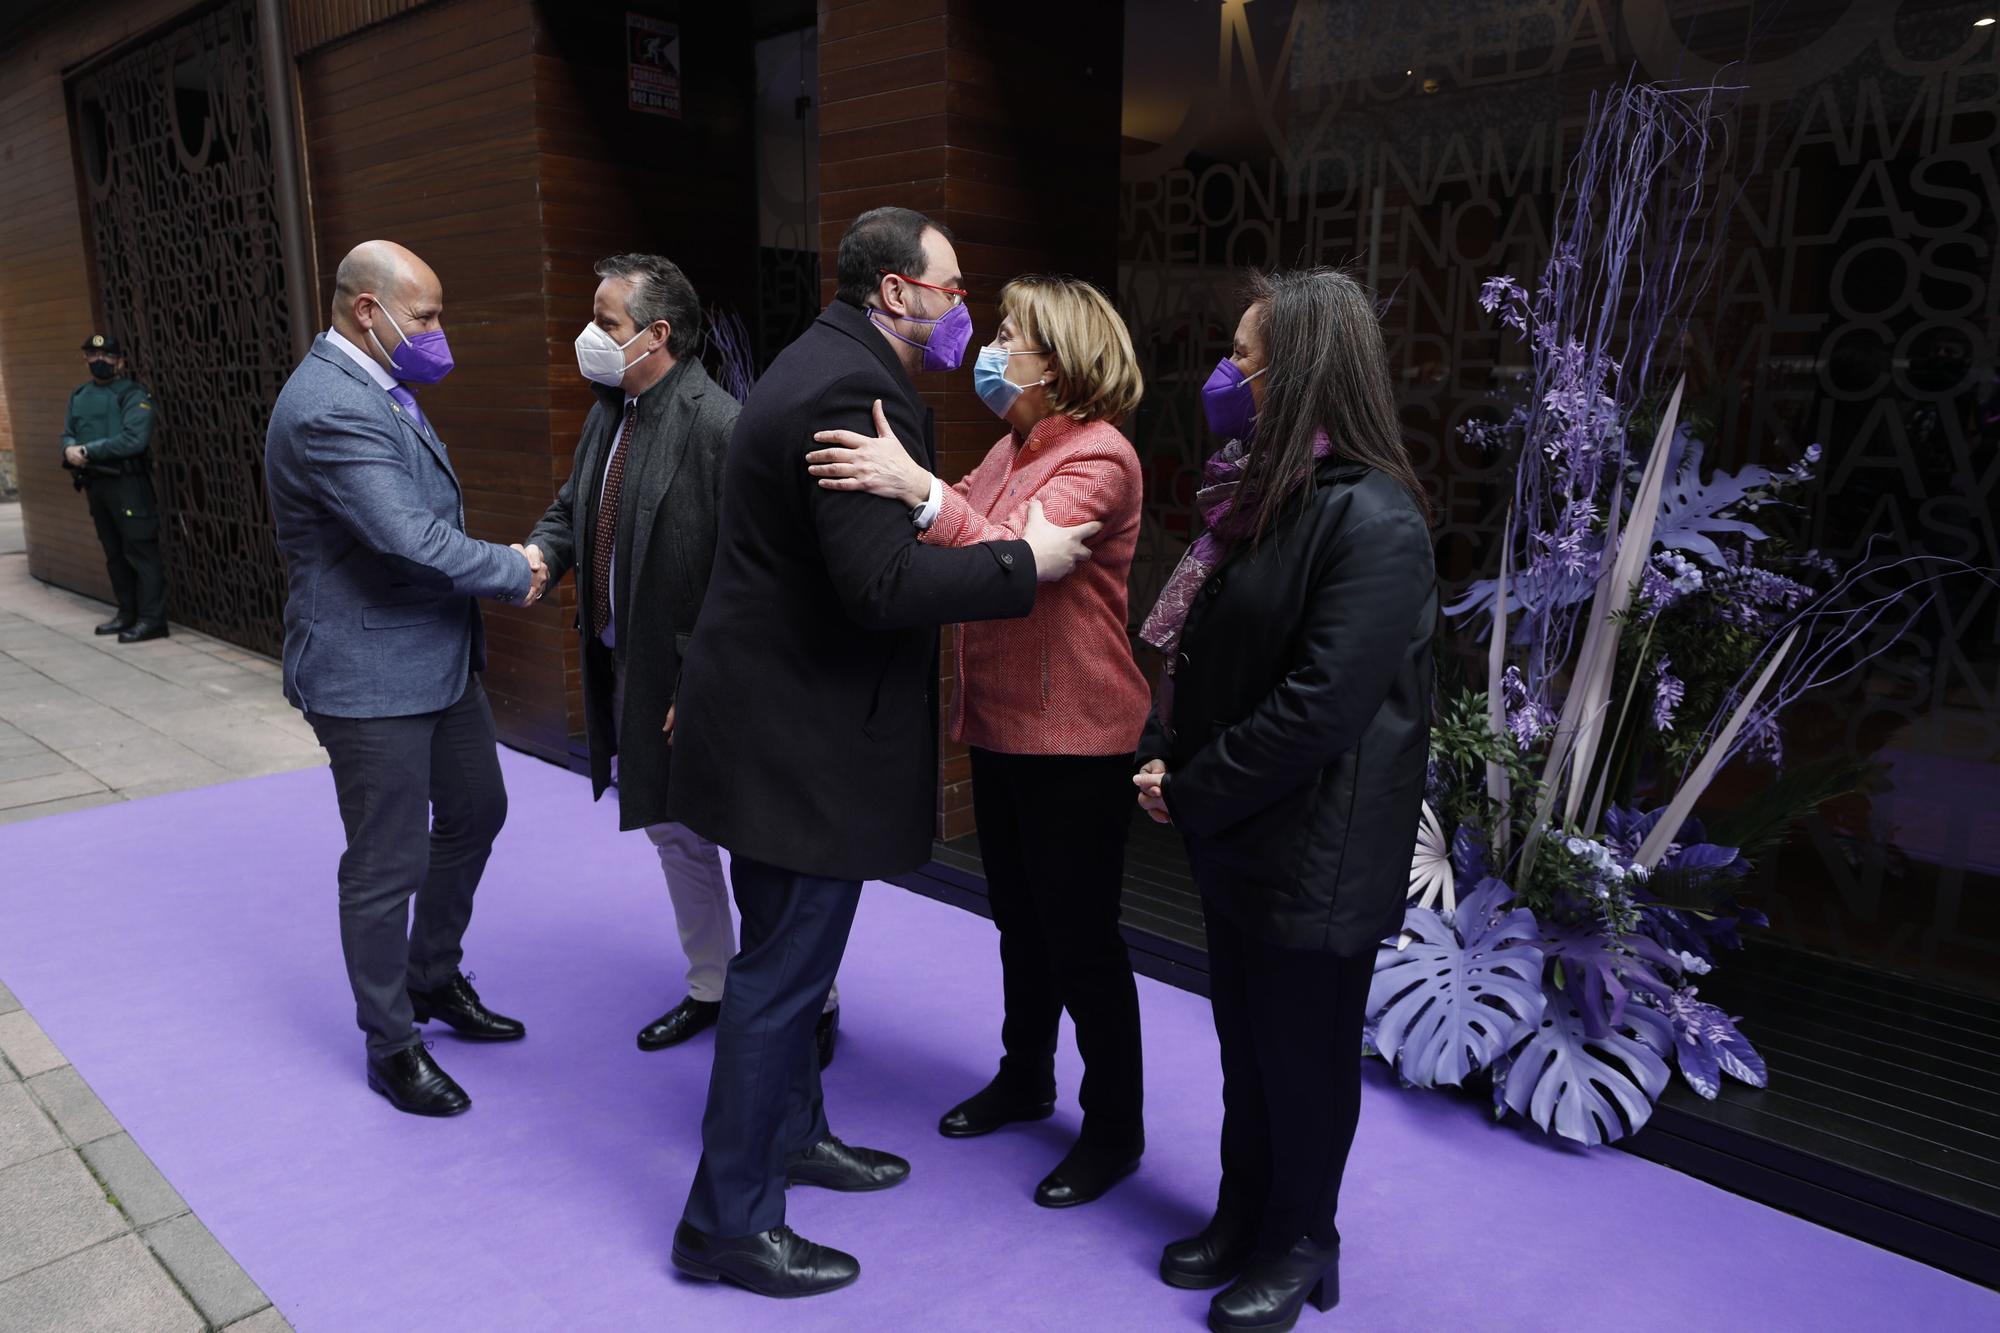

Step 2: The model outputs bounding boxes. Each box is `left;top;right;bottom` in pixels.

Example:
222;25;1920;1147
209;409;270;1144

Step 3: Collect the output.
1444;564;1596;633
1370;879;1547;1089
1498;997;1674;1145
1542;921;1680;1038
1653;432;1773;566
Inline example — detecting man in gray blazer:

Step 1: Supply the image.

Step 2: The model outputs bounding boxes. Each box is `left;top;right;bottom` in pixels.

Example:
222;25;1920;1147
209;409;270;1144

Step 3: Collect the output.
265;239;544;1117
521;255;849;1065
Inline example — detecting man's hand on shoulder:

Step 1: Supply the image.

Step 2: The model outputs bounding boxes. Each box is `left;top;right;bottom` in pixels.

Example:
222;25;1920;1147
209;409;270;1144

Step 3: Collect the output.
1021;499;1102;583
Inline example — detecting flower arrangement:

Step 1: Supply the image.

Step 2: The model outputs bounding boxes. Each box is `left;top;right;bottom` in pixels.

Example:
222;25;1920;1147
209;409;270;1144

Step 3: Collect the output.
1365;79;1993;1145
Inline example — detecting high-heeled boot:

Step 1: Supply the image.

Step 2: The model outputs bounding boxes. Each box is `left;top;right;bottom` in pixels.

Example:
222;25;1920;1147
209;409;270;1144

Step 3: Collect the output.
1206;1235;1339;1333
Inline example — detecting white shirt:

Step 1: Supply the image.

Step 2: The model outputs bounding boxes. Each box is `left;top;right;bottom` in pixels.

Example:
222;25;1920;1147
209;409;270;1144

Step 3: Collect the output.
325;327;399;393
913;473;943;530
596;396;639;648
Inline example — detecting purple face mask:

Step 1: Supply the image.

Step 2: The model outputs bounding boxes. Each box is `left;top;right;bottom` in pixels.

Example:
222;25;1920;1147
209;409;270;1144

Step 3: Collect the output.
1201;357;1266;439
871;296;974;373
369;302;456;385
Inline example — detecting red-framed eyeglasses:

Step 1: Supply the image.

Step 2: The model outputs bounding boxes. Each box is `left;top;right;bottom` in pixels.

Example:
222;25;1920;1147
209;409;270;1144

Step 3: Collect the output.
879;270;968;304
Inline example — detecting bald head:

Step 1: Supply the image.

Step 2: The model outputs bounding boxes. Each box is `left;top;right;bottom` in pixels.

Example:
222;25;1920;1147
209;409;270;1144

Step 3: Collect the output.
330;240;444;372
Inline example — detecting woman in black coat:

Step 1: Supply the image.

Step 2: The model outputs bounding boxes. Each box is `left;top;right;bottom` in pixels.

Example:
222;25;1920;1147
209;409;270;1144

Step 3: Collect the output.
1133;268;1437;1333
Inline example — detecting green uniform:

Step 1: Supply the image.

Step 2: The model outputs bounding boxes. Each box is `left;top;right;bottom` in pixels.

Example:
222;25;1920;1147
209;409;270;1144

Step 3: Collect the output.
63;376;166;624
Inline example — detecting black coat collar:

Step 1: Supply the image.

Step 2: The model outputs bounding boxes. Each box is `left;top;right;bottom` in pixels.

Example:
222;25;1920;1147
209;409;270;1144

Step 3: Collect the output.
816;299;925;421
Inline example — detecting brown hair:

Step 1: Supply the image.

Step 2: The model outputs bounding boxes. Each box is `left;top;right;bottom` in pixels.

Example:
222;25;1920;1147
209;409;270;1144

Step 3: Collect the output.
998;276;1144;424
1237;267;1432;539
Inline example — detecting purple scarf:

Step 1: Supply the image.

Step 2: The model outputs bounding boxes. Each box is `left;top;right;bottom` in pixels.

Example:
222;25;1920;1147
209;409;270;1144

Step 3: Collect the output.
1139;430;1335;668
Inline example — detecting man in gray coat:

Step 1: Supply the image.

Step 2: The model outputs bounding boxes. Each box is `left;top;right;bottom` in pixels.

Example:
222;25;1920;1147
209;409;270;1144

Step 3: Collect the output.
522;255;846;1064
265;239;544;1117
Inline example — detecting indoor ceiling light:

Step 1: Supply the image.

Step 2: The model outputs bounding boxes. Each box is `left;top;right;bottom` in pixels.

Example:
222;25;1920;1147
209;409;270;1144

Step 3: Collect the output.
1976;16;1997;26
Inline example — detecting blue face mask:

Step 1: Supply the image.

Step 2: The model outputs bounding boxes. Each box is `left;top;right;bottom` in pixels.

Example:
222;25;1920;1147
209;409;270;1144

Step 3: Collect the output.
972;343;1049;419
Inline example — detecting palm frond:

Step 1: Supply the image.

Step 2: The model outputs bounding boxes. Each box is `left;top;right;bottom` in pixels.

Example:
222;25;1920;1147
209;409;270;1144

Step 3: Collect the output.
1702;753;1880;861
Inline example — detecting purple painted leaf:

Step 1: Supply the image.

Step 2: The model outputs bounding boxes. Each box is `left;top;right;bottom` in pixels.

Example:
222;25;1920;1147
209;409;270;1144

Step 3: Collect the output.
1714;1024;1768;1087
1665;989;1768;1098
1542;922;1678;1037
1653;433;1773;566
1602;806;1651;847
1662;842;1743;876
1444;565;1596;632
1369;894;1547;1090
1501;995;1673;1145
1675;1027;1723;1099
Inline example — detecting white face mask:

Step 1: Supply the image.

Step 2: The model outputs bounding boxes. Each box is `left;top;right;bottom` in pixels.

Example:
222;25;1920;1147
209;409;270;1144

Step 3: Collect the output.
574;322;653;386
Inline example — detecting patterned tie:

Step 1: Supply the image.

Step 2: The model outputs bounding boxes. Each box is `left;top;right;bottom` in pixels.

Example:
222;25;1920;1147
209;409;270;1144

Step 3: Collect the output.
592;403;637;639
387;384;428;435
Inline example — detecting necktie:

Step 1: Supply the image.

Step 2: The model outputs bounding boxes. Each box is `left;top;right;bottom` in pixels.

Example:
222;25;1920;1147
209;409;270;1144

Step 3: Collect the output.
388;384;428;435
592;403;637;639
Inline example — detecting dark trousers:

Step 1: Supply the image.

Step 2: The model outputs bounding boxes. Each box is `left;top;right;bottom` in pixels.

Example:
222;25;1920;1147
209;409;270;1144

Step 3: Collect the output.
85;476;165;623
971;746;1143;1143
306;675;508;1057
1203;891;1373;1255
683;855;860;1237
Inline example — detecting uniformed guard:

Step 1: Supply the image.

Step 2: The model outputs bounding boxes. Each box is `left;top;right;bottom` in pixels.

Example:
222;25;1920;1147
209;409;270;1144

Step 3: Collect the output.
62;333;168;642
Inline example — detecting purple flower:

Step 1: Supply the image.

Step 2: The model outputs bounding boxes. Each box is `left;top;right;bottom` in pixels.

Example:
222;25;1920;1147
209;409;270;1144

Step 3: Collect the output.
1501;666;1557;750
1651;657;1685;732
1478;276;1530;330
1742;710;1784;766
1640;551;1704;617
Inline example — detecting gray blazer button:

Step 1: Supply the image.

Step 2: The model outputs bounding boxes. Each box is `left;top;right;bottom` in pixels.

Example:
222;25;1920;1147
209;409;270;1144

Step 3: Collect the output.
1000;552;1014;567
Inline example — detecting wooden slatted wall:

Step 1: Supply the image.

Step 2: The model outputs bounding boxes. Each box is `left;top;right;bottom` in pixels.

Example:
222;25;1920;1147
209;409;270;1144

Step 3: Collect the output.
298;0;573;758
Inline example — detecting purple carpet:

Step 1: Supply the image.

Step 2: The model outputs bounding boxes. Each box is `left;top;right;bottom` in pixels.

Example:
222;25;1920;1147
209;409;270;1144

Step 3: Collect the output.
0;751;1992;1331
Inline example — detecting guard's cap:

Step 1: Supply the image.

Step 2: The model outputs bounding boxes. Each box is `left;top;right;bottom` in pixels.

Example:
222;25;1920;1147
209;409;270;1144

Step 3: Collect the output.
81;333;123;354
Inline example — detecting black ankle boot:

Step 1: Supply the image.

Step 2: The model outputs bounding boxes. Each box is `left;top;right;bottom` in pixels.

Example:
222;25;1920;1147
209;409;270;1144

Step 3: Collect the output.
1207;1236;1339;1333
1033;1132;1143;1208
938;1073;1055;1138
1161;1201;1257;1289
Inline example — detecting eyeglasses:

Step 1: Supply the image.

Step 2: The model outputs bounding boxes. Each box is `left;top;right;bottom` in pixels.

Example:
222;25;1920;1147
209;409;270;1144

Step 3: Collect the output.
879;270;968;306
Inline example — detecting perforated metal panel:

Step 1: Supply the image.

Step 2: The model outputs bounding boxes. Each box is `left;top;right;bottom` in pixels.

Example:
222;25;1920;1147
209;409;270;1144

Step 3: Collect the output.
71;0;292;654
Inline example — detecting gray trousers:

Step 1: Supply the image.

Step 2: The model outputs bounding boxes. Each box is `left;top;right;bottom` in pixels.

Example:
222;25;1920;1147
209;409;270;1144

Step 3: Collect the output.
307;674;506;1056
614;665;836;1012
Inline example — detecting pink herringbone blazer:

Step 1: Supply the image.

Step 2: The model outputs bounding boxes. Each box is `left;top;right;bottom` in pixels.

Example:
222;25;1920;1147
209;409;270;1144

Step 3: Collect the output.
923;413;1152;756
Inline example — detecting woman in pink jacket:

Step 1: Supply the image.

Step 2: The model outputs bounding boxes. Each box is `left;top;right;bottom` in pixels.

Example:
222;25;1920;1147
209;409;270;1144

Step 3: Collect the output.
807;276;1151;1209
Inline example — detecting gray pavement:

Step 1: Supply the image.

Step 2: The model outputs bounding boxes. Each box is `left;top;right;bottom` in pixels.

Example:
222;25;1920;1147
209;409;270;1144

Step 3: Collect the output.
0;500;308;1332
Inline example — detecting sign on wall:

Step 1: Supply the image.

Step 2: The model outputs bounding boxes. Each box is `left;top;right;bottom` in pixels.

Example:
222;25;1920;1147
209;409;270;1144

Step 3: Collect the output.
627;13;681;118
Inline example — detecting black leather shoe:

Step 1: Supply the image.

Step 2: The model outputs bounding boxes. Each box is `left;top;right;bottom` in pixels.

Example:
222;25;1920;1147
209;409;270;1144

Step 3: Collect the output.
117;620;168;643
409;972;525;1041
366;1043;470;1117
638;996;720;1051
94;616;133;636
785;1136;910;1192
816;1005;839;1070
1208;1237;1339;1332
1162;1205;1258;1289
671;1221;858;1298
1035;1135;1143;1209
938;1075;1056;1138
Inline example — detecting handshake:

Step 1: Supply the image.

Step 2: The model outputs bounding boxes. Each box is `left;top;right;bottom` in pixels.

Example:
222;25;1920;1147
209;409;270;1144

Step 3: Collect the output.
510;543;548;607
